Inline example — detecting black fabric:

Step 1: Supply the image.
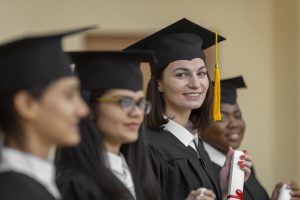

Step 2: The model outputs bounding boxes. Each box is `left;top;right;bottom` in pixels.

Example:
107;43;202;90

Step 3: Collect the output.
217;76;246;104
144;127;222;200
0;171;58;200
0;26;95;93
124;18;225;74
210;162;269;200
57;166;135;200
71;50;156;91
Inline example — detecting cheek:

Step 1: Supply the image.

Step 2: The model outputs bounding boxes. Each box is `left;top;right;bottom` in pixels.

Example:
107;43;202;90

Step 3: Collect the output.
35;100;79;145
239;121;246;135
162;78;187;103
200;77;210;93
163;77;187;94
96;106;126;138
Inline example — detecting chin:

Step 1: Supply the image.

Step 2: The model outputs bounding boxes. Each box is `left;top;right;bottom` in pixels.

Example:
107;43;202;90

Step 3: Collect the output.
123;133;139;144
183;103;202;110
230;143;241;150
59;132;81;147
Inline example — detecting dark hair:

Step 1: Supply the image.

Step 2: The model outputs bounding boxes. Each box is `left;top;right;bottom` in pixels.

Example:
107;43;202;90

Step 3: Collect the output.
55;89;160;200
0;87;45;141
145;63;213;132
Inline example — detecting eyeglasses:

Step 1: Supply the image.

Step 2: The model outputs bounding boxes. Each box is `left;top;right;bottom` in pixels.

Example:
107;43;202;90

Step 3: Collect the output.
95;96;152;115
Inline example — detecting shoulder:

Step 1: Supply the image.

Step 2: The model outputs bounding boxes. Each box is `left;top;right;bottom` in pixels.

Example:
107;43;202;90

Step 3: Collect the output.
57;167;105;200
0;171;56;200
143;127;194;161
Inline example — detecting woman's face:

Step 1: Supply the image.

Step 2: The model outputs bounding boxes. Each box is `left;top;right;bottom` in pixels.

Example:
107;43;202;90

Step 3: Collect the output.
33;77;89;147
159;58;209;113
94;89;145;147
201;103;246;152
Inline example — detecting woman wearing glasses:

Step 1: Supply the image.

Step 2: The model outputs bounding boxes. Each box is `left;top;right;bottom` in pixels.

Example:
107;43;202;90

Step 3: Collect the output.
56;51;210;200
55;51;159;200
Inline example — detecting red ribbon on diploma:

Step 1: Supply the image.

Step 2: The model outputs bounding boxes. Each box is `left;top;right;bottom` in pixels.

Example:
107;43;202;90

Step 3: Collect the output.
227;189;243;200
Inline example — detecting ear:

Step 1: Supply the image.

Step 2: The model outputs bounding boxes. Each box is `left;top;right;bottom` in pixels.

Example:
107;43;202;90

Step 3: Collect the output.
157;80;164;92
14;91;40;121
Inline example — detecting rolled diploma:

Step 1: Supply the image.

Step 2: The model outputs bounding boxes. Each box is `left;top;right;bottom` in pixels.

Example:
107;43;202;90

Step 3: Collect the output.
227;150;245;199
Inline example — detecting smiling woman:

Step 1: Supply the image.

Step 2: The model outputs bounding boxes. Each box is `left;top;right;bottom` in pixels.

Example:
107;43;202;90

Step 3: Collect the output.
55;51;161;200
124;18;253;200
201;76;300;200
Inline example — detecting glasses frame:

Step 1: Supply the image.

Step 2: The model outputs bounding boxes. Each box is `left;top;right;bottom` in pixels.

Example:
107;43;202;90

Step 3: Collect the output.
95;96;152;115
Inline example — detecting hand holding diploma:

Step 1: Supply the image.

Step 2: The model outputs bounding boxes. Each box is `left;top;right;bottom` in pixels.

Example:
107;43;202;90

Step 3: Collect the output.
219;147;253;199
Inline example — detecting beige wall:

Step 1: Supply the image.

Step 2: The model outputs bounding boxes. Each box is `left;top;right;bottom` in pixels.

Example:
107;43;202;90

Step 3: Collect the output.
298;0;300;183
273;0;298;186
0;0;299;194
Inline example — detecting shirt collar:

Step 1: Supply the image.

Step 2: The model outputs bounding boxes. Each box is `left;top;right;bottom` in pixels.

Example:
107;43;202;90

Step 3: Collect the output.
106;151;129;174
164;119;197;147
203;142;226;167
0;147;61;199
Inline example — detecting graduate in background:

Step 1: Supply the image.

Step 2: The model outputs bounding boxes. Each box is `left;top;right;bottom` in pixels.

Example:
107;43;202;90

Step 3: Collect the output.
0;28;90;200
125;18;253;200
201;76;300;200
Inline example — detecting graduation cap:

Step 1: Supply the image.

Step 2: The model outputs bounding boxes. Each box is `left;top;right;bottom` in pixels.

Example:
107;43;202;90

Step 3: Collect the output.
124;18;226;74
216;76;247;105
70;50;157;92
125;18;226;121
0;26;96;93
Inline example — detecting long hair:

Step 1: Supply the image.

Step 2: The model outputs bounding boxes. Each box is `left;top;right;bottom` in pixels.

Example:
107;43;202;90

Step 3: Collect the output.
144;63;213;132
55;89;160;200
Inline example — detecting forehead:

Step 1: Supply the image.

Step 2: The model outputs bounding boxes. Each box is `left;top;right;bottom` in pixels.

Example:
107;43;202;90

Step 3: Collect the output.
220;103;240;113
165;58;205;71
103;89;145;98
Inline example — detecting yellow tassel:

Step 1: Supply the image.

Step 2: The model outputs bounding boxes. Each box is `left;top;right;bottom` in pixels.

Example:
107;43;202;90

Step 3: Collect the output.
213;32;221;121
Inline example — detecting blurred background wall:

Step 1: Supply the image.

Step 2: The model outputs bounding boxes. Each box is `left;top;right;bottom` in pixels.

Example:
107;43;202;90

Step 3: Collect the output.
0;0;299;194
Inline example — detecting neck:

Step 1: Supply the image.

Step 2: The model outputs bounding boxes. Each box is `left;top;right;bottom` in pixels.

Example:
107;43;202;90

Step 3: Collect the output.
103;139;121;155
165;105;191;128
4;126;52;159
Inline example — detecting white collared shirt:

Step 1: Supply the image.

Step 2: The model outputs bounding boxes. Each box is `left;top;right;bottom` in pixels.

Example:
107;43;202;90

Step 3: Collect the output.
203;142;226;167
0;147;61;199
106;151;136;199
164;119;199;152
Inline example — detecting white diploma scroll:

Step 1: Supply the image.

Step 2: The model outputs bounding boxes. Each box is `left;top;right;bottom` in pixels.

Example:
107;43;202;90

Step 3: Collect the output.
278;183;291;200
227;150;245;200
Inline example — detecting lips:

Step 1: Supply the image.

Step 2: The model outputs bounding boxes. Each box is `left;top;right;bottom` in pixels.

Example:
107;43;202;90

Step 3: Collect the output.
226;132;241;142
124;122;141;131
183;92;202;97
182;92;203;100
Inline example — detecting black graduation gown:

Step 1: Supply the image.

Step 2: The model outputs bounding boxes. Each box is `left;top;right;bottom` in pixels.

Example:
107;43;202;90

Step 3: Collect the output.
57;167;135;200
0;171;58;200
210;162;269;200
144;127;222;200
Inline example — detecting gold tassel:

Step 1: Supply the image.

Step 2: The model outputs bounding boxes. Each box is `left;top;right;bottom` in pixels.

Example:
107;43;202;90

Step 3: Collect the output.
213;32;221;121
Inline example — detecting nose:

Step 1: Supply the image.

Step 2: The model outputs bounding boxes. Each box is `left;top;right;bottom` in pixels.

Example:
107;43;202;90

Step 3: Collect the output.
128;104;144;118
77;97;90;118
227;116;239;129
188;75;200;89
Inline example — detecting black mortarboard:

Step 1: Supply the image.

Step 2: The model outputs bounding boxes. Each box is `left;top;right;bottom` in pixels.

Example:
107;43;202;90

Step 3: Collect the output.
70;50;157;92
218;76;247;104
124;18;225;74
0;26;96;93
